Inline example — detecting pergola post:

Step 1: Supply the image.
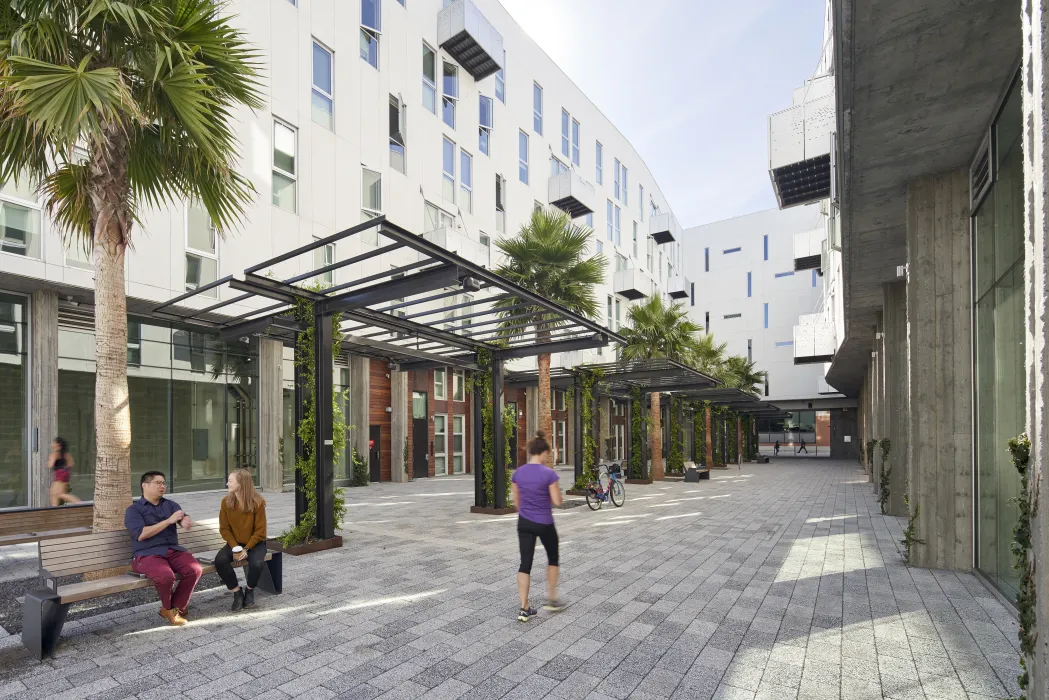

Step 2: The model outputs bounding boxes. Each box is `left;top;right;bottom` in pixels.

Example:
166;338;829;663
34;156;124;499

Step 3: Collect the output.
572;375;583;484
293;335;308;526
473;375;484;507
640;393;650;480
737;415;743;465
314;311;335;540
492;358;507;509
624;394;633;471
705;405;713;467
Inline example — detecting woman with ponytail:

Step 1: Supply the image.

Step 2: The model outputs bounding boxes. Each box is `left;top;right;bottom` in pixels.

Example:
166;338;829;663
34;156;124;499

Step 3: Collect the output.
510;430;565;621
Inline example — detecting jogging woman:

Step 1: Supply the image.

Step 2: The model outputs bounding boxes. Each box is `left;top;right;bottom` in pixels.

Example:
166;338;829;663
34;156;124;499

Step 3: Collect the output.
510;431;566;621
49;437;82;506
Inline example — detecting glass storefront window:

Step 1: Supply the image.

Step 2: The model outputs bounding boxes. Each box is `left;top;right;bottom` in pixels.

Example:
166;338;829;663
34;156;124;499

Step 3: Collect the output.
974;74;1025;598
0;294;27;507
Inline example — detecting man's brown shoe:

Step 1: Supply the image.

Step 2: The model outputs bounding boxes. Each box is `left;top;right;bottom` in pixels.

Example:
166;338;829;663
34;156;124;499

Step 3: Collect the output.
177;607;189;619
159;607;187;626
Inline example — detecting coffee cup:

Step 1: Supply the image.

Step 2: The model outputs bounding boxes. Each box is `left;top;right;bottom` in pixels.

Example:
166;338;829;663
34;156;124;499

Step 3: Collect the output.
232;546;243;554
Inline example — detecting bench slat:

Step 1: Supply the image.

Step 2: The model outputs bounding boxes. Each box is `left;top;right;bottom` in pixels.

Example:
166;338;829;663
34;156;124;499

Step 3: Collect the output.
0;504;94;538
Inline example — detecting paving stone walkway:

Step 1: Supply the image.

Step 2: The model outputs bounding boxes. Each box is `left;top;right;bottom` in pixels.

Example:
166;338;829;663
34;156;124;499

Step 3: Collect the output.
0;459;1021;699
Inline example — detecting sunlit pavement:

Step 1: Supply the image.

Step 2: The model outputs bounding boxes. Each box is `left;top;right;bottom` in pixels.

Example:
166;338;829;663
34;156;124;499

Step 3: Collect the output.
0;460;1020;699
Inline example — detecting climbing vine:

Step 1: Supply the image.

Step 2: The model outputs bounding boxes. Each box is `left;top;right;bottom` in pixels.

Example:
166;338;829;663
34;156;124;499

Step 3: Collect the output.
1009;433;1036;698
727;411;738;463
574;368;602;489
744;415;759;461
503;402;516;504
630;386;645;479
878;439;892;514
900;479;924;566
865;439;877;472
475;349;495;506
403;436;410;478
280;289;347;546
694;402;708;466
667;396;684;474
711;407;723;465
350;446;369;487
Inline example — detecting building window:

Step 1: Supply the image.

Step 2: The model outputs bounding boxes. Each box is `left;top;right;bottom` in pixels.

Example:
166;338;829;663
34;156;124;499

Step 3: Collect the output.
774;271;794;278
518;131;529;184
585;212;593;227
724;313;741;320
561;109;570;159
622;165;628;205
425;201;454;232
313;237;334;286
812;269;818;287
747;271;752;297
422;44;437;114
606;200;613;242
460;150;473;213
615;254;627;272
360;0;380;68
596;240;603;254
724;247;741;254
495;55;505;103
495;174;506;233
632;221;638;258
690;282;695;307
479;95;493;155
614;298;621;330
614;159;621;199
434;368;446;401
614;205;621;247
639;185;644;220
0;178;41;259
442;62;458;128
764;302;769;329
764;377;769;396
596;141;603;184
452;370;465;401
704;248;709;271
747;339;752;362
551;157;568;177
311;41;333;130
705;311;710;332
479;233;490;264
361;168;382;245
774;341;793;347
571;118;580;166
763;234;769;261
389;96;406;174
272;120;296;212
185;203;218;297
442;137;456;202
533;82;543;134
647;237;654;271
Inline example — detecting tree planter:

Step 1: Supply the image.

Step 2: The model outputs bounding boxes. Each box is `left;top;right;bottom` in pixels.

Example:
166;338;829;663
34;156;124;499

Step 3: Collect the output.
566;489;589;497
625;478;652;485
470;506;517;515
267;535;342;556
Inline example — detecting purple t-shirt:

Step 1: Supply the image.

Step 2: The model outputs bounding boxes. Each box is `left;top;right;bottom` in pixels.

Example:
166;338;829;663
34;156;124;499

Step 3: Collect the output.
512;462;560;525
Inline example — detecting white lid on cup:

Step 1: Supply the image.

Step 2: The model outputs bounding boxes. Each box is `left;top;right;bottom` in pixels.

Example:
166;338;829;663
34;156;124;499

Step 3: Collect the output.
232;546;244;553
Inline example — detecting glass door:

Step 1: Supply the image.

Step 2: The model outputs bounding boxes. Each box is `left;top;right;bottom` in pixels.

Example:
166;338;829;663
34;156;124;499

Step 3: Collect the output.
434;414;448;475
452;415;465;474
553;420;567;465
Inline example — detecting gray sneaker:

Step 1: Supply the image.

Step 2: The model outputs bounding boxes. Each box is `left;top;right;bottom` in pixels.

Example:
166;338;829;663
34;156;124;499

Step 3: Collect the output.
543;599;567;613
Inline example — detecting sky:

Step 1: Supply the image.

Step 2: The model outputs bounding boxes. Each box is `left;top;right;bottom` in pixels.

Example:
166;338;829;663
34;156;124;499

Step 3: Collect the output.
499;0;828;229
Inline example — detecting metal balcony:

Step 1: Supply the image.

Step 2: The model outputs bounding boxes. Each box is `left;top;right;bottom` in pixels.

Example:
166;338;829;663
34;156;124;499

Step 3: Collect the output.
768;76;834;209
421;227;490;268
793;227;825;272
667;274;690;300
613;268;652;301
438;0;504;81
649;212;681;245
548;169;596;218
793;314;835;365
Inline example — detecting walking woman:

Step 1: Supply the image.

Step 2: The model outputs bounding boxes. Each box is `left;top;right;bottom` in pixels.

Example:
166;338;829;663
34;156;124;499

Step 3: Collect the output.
510;431;566;622
49;437;82;506
215;469;268;611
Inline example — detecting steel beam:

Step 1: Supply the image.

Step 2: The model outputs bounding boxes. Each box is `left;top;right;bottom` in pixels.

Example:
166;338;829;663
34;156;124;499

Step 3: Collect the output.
494;335;607;360
246;216;386;275
492;358;506;509
314;313;335;541
321;265;462;315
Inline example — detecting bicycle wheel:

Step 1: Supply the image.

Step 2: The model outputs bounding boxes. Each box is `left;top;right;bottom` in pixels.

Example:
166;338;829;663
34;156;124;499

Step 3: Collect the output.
610;480;625;507
586;488;602;510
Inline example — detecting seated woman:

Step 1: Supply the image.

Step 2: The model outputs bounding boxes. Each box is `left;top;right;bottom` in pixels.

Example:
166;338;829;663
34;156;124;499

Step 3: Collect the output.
215;469;268;611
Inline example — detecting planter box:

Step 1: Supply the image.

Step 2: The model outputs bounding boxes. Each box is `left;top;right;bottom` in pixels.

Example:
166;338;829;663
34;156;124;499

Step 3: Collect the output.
566;489;589;497
266;535;343;556
625;479;653;485
469;505;517;515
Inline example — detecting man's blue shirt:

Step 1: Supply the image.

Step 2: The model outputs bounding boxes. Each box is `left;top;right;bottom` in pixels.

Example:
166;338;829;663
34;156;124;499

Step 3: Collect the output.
124;497;186;557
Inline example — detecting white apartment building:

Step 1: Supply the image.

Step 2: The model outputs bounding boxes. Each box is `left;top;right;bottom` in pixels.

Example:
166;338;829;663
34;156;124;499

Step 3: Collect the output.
0;0;686;505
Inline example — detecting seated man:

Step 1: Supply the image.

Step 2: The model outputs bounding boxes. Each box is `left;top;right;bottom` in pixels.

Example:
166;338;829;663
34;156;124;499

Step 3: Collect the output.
124;471;203;626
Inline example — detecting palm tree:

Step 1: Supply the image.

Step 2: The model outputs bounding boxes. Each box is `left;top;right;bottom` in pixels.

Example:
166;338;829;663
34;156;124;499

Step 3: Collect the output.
720;356;767;396
494;208;605;465
0;1;261;532
693;333;728;377
619;295;704;479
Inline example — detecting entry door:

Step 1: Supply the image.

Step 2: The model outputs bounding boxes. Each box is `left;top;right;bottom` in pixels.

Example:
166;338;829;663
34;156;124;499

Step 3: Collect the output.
506;402;518;467
553;420;567;465
369;425;381;482
434;414;448;475
412;391;429;478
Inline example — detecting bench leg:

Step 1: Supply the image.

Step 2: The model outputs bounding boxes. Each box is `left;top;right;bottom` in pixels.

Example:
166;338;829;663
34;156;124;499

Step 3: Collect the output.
258;552;282;595
23;589;69;659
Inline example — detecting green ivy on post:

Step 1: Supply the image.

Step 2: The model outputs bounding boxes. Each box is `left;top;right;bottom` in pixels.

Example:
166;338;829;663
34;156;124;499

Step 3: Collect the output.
476;349;495;506
573;368;601;489
503;402;516;504
878;439;892;514
1009;433;1035;698
630;386;645;479
667;396;684;474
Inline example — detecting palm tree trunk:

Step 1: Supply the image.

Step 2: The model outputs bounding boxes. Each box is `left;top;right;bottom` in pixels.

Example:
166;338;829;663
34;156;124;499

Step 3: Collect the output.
89;127;133;534
537;352;552;466
650;392;663;480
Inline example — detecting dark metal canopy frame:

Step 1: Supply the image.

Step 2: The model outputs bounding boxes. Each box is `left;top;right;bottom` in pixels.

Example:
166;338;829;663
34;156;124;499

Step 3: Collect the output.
506;358;721;482
152;216;621;531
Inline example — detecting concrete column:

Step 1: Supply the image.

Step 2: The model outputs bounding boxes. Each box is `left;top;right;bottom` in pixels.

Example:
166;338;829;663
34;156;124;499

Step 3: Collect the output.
1021;8;1049;692
525;386;538;440
860;367;872;474
883;282;909;516
906;168;972;572
348;355;370;464
870;331;882;486
258;338;283;493
30;290;58;507
390;370;408;483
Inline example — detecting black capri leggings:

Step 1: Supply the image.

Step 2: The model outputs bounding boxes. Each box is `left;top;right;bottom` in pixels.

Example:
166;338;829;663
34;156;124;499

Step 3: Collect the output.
518;517;559;573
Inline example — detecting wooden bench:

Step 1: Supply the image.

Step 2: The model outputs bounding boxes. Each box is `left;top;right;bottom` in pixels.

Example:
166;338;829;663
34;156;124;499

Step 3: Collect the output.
684;461;710;482
0;503;93;546
23;523;282;658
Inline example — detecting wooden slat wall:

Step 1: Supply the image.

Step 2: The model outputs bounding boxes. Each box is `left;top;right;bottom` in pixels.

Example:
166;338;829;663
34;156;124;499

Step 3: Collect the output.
370;359;392;482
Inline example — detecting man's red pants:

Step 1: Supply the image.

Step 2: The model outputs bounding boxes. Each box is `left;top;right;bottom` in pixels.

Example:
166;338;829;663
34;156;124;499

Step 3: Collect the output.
131;548;203;610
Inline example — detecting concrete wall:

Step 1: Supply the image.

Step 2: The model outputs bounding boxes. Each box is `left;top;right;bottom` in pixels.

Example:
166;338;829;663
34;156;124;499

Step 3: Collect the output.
259;338;283;493
1021;4;1049;692
390;371;408;483
29;291;58;506
906;168;972;572
883;282;909;517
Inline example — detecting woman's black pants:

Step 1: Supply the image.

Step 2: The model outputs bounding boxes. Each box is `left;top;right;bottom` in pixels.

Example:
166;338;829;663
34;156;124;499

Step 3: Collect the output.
214;542;267;590
518;517;559;574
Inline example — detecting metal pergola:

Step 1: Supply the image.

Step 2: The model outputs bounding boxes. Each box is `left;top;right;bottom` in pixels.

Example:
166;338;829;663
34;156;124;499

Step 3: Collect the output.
152;216;621;529
670;387;788;465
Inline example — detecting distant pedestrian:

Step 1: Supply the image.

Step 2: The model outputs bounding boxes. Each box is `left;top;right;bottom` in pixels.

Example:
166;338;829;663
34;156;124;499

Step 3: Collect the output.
799;439;808;454
774;440;780;457
510;431;566;622
215;469;268;611
49;437;81;507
